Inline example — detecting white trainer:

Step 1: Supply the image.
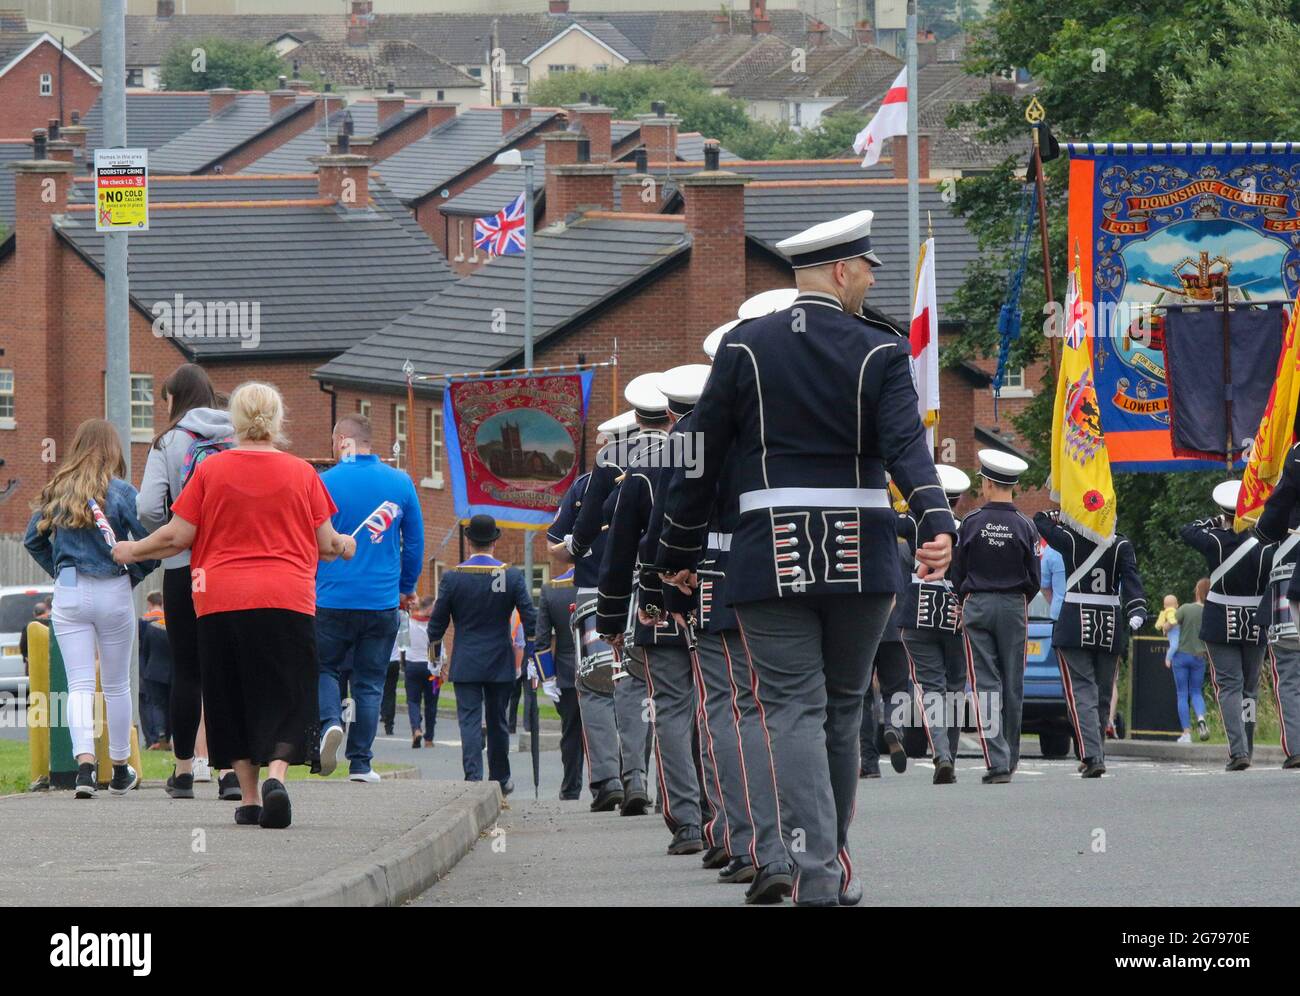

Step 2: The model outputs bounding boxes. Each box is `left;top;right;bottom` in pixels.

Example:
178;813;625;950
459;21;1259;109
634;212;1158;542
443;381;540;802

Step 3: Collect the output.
319;725;344;776
192;757;213;783
1176;732;1192;744
348;770;382;784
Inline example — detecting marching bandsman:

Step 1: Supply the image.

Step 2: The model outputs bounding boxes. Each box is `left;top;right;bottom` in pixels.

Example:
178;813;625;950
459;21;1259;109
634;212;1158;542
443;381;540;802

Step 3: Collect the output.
658;210;957;907
1182;480;1273;769
533;555;584;800
1253;441;1300;768
546;411;638;812
898;464;971;783
596;374;704;855
866;533;918;775
951;450;1040;784
426;514;536;794
1033;509;1147;778
645;358;793;902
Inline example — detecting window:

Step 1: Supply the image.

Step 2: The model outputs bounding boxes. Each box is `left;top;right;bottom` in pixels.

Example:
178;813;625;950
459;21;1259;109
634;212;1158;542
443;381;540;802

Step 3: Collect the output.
393;404;407;469
512;66;529;84
39;73;52;96
357;398;371;418
593;64;609;73
467;66;482;78
0;369;13;424
454;219;465;262
996;366;1033;398
126;68;143;87
547;64;578;75
130;374;154;435
424;407;444;488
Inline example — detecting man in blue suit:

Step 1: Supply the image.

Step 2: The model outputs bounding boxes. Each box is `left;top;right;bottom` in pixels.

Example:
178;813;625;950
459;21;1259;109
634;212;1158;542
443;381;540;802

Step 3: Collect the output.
428;514;536;793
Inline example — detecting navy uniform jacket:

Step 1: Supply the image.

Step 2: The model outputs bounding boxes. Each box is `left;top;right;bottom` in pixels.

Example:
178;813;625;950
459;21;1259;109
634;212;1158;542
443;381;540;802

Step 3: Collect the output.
950;502;1040;597
1255;442;1300;599
878;538;913;644
596;429;685;646
426;554;537;684
547;472;607;589
569;431;659;560
897;511;962;633
1180;518;1272;645
657;292;956;603
535;569;577;689
1033;513;1147;653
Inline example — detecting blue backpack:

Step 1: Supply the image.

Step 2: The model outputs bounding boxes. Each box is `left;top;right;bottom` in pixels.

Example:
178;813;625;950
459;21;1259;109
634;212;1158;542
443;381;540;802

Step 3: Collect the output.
178;428;235;489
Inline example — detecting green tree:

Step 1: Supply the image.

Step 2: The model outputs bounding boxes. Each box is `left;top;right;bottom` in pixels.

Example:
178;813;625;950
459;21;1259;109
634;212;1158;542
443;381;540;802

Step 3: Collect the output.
159;38;286;91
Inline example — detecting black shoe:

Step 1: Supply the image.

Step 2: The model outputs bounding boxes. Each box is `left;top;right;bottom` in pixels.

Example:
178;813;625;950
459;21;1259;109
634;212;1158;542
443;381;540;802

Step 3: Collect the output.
839;875;863;906
933;758;956;784
859;763;881;779
744;861;793;904
718;856;756;884
385;725;395;736
1225;755;1251;772
559;793;581;801
620;784;650;816
108;763;139;795
701;845;730;870
1197;717;1210;741
165;767;194;799
218;771;242;801
884;728;907;773
74;762;96;799
500;779;515;797
412;734;423;749
235;805;262;825
981;769;1012;784
668;825;704;855
259;778;292;829
1080;758;1106;778
590;781;624;812
1284;755;1300;770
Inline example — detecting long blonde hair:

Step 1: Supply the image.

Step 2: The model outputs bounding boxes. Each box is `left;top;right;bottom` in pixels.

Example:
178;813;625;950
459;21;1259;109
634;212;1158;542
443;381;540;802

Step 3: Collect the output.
33;419;126;533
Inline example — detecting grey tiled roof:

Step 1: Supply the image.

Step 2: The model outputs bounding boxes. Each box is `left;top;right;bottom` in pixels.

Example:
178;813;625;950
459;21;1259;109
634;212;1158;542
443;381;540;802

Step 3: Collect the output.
245;98;375;174
149;91;316;175
728;44;901;102
0;140;30;231
743;180;979;326
289;39;481;89
73;16;349;67
69;173;320;205
610;120;639;146
559;20;650;63
438;148;537;217
378;107;558;204
314;214;690;389
668;32;802;88
82;92;213;153
55;195;454;359
672;132;741;163
0;30;39;68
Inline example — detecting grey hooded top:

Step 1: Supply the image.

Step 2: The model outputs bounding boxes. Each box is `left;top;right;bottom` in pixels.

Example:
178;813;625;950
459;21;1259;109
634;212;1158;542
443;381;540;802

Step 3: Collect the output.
136;406;234;570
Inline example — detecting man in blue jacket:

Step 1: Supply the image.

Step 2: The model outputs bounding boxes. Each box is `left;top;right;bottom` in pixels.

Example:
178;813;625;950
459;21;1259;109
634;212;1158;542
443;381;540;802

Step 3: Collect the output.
316;414;424;782
428;514;537;792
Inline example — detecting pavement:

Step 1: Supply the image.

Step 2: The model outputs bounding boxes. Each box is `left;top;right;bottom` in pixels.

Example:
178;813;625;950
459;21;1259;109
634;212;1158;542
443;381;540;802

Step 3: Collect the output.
408;739;1300;907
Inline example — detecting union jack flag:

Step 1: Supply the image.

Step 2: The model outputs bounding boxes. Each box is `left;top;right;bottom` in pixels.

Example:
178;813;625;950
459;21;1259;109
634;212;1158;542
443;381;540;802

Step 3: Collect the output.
473;192;527;256
88;498;118;548
358;500;402;543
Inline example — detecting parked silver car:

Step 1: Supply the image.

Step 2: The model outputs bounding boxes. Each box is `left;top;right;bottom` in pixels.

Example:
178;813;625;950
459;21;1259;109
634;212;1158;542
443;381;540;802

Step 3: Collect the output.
0;585;54;699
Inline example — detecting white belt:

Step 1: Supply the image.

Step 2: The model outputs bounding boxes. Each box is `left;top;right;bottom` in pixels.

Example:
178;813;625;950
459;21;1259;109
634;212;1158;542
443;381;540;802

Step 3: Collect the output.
706;531;732;551
738;486;890;513
576;587;598;597
1207;592;1261;608
1063;592;1120;606
911;573;952;589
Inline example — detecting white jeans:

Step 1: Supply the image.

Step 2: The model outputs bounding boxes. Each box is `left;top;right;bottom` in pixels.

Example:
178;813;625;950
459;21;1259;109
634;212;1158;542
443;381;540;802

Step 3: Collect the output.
50;572;136;761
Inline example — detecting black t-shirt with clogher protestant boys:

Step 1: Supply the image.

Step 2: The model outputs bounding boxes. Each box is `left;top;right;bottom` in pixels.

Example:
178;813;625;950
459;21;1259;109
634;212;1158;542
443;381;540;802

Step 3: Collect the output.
950;501;1041;597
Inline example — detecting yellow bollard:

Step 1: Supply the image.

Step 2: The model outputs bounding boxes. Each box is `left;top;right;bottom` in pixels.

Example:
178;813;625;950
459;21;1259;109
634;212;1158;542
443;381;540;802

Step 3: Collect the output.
93;664;143;786
26;622;50;790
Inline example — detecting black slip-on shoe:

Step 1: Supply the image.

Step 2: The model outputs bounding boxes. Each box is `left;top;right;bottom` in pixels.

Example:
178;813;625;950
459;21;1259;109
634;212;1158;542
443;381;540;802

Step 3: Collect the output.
981;770;1012;784
668;824;704;855
108;764;139;796
860;764;881;779
590;781;624;812
259;778;292;829
1225;755;1251;772
218;772;242;801
1080;759;1106;779
620;785;650;816
235;805;262;825
74;762;96;799
745;862;793;905
933;758;956;784
701;845;730;870
1283;755;1300;770
718;856;756;884
884;728;907;773
165;768;195;799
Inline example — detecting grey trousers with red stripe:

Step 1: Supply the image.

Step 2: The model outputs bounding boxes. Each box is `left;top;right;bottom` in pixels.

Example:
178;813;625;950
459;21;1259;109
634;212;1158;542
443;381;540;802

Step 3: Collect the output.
694;630;787;868
1057;647;1118;763
642;645;701;832
962;592;1027;774
734;593;893;905
1205;641;1266;760
1269;642;1300;760
902;627;967;763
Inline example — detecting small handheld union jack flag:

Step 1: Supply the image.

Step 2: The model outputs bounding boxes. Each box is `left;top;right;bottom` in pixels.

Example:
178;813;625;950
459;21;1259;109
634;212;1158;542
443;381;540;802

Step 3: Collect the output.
351;500;403;542
473;192;527;257
88;498;118;548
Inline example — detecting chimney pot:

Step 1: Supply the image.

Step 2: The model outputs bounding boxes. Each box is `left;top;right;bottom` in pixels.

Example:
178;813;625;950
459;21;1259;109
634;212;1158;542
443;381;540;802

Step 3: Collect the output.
324;81;333;92
31;128;47;160
387;80;395;93
278;75;287;89
652;101;666;118
71;110;80;124
437;89;445;101
634;147;647;173
338;132;350;153
343;111;355;136
703;141;720;171
47;119;59;139
293;58;301;76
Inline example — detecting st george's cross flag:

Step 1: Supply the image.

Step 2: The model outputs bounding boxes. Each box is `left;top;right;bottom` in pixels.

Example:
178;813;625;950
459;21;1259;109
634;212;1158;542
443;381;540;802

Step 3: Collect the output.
88;498;118;548
909;237;940;449
1050;257;1117;543
853;67;907;168
352;500;403;542
473;192;527;257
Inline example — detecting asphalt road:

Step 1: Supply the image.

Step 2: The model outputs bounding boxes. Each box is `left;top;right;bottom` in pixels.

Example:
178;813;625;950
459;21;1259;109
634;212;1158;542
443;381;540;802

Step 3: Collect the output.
388;728;1300;907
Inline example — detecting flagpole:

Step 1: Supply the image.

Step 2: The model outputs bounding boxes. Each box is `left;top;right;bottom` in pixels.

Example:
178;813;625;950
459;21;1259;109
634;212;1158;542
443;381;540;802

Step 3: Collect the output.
1028;103;1059;384
905;0;919;307
523;157;536;596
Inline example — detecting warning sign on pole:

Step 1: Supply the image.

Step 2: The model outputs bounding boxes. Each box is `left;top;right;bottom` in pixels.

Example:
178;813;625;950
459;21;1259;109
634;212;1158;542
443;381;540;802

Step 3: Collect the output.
94;148;148;232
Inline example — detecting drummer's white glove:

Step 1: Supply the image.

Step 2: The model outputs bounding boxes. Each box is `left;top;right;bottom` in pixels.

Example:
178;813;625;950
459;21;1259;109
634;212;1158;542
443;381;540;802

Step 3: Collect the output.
1129;615;1143;631
526;660;539;683
563;534;593;558
542;678;561;703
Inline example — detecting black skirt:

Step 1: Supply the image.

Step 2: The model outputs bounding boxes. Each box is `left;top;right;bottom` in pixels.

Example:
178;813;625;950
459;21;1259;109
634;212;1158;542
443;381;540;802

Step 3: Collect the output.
197;608;319;769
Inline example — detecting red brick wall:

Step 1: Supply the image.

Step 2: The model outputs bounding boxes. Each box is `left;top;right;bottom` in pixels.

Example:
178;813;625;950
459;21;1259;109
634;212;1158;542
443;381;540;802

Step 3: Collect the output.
213;100;325;175
0;42;100;138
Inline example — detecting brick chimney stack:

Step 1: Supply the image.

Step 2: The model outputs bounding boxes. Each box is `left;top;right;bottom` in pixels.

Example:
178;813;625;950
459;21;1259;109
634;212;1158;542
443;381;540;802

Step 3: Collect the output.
543;130;613;220
502;102;532;135
711;14;729;35
752;15;773;34
315;146;372;208
376;81;406;125
855;24;875;46
619;157;663;214
892;133;930;179
680;168;750;329
918;30;938;67
548;0;569;12
572;103;613;161
209;86;237;116
636;107;678;166
807;20;829;48
268;81;298;117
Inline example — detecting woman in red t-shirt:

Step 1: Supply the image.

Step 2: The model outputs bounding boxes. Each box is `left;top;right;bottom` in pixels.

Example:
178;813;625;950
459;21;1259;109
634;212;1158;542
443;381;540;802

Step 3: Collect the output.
116;382;356;829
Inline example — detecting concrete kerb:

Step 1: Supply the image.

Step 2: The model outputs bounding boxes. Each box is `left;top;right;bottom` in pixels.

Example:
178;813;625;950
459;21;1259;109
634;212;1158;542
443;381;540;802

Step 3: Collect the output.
238;780;502;907
1104;739;1288;765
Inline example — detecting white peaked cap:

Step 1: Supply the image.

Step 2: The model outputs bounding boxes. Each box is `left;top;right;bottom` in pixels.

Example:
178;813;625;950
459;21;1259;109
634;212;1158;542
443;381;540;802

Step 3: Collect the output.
774;210;882;269
624;372;668;416
737;287;799;319
976;448;1029;486
656;364;712;408
1213;479;1241;512
936;463;972;496
596;410;639;437
703;318;741;359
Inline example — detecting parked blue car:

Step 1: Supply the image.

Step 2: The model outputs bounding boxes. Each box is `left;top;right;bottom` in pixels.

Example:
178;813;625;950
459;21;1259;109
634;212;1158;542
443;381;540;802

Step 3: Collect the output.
1020;592;1074;758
